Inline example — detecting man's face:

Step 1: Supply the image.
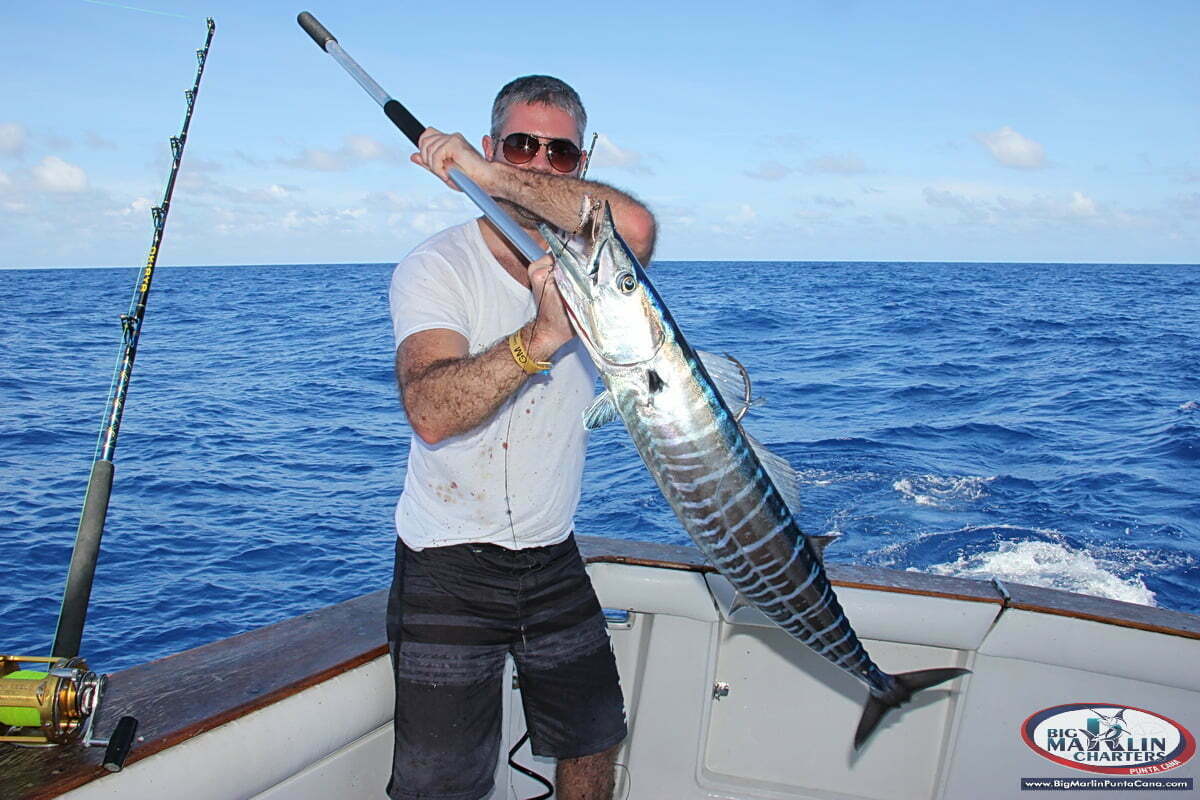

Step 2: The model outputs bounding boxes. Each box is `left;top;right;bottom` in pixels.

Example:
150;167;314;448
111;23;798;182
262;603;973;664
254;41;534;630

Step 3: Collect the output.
482;101;585;177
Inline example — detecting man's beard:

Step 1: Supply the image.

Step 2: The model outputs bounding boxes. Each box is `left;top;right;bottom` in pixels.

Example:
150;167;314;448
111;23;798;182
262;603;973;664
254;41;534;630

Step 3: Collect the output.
494;197;550;229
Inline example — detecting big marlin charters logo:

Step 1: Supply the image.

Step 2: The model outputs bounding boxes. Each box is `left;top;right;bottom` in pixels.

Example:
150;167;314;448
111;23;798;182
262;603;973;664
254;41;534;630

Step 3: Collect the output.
1021;703;1195;775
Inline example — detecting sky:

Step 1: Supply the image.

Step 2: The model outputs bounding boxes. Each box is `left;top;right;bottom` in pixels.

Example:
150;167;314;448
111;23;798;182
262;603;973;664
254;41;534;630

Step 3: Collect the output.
1;0;1197;267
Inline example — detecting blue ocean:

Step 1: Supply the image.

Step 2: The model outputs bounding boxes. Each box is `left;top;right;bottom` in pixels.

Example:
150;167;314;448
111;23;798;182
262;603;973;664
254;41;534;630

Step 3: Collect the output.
1;260;1197;673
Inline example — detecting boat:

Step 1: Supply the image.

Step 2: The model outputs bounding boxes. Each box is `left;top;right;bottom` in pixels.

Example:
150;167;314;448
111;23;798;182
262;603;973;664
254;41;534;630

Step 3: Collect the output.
4;534;1197;799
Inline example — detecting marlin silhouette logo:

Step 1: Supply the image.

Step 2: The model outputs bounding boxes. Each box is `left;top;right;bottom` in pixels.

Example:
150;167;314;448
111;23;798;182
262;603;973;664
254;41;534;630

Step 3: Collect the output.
1082;708;1129;749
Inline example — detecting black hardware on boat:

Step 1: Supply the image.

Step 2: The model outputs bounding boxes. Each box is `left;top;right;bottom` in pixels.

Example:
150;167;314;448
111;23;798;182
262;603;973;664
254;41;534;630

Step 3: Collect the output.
0;18;215;770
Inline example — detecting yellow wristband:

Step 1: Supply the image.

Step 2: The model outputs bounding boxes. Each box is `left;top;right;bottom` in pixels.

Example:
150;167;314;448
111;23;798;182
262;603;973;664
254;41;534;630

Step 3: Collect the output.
508;330;551;375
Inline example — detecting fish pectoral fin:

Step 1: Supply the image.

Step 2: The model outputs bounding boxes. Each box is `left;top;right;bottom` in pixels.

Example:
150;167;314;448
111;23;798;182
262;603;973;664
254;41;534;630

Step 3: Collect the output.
744;431;802;516
582;390;620;431
728;591;752;614
697;350;755;421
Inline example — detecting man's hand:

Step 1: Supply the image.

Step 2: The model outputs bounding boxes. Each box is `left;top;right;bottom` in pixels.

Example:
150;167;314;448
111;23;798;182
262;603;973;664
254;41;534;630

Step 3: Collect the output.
526;254;575;357
410;127;492;191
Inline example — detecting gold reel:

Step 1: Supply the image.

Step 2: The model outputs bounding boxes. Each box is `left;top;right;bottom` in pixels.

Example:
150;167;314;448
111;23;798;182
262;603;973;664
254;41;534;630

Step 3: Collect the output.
0;655;104;745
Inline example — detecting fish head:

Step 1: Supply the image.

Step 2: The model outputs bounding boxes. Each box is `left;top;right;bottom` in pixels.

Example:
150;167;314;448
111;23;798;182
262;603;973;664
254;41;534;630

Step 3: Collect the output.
541;201;663;369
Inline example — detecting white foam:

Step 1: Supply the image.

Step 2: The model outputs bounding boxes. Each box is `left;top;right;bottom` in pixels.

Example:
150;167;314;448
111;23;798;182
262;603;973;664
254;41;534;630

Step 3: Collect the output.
893;474;993;508
1179;400;1199;412
923;539;1157;607
797;468;881;488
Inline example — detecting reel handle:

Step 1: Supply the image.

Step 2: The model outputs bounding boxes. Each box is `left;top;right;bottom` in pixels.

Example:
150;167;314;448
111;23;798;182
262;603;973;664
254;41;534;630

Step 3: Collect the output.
101;715;139;772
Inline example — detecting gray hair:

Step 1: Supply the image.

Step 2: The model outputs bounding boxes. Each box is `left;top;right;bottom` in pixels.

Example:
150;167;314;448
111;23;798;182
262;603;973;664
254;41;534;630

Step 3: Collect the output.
490;75;587;144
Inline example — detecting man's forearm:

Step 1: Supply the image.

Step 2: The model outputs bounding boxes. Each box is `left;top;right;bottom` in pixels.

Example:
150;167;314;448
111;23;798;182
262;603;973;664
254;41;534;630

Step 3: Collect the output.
485;165;656;261
399;322;556;444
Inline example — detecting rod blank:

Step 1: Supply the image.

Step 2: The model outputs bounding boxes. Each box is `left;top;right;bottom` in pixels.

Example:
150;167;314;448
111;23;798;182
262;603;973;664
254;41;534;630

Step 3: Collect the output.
51;18;216;660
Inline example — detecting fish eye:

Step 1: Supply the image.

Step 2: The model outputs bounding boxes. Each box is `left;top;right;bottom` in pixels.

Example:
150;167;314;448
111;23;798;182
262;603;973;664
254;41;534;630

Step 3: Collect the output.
616;272;638;294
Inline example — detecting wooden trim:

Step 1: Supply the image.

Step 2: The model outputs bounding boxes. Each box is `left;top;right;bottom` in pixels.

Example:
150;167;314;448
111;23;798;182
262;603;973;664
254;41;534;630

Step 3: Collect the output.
0;590;388;800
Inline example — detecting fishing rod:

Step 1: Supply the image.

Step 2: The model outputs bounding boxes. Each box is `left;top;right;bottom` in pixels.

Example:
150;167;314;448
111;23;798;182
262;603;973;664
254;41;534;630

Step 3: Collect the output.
296;11;546;263
54;16;215;661
1;19;215;767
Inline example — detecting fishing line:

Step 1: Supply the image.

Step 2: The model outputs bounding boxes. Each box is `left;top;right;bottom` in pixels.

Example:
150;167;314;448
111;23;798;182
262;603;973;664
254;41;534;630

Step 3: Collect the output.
80;0;189;19
507;730;553;800
503;271;555;551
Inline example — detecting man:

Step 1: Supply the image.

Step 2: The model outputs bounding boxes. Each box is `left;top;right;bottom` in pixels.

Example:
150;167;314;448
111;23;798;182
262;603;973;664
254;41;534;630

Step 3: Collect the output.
387;75;655;800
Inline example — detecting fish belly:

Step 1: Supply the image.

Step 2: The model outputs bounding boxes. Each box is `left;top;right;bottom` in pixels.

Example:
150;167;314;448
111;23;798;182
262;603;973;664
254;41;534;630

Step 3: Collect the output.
613;367;878;685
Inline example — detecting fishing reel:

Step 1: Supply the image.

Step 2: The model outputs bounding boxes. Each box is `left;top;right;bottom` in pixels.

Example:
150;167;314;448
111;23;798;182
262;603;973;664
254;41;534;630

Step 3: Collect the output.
0;655;137;771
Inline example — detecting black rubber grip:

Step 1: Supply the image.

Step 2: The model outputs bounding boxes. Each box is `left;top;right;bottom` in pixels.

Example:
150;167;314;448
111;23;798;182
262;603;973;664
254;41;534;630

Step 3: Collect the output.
297;12;336;49
384;99;426;146
102;716;139;772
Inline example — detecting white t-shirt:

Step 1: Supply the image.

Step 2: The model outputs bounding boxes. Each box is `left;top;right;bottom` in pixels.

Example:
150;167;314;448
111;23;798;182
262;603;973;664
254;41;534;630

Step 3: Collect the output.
389;219;598;551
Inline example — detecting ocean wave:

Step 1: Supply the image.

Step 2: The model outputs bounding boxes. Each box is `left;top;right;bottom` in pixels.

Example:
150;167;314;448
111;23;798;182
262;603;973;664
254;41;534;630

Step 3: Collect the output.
892;474;994;508
922;539;1156;607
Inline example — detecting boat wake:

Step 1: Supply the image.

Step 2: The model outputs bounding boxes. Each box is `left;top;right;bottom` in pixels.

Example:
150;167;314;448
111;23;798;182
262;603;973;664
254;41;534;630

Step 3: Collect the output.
923;538;1156;607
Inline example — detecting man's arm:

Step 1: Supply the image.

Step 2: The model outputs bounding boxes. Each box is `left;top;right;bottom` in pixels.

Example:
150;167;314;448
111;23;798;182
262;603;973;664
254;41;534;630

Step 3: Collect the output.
412;129;657;263
396;257;571;445
485;165;656;262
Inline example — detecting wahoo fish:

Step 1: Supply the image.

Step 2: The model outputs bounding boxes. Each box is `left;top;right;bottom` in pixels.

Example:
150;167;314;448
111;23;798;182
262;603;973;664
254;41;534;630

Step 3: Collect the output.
542;203;969;748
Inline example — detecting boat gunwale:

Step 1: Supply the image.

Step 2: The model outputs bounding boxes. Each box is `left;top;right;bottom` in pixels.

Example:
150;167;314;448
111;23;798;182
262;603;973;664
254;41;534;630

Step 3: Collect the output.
576;536;1200;642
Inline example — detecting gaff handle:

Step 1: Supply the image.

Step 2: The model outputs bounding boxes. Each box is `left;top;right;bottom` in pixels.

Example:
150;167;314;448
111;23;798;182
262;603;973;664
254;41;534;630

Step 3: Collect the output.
297;11;335;49
295;11;545;262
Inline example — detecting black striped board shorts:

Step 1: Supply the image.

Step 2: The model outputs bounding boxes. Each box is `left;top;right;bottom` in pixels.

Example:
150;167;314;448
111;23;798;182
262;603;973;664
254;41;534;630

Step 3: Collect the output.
385;533;627;800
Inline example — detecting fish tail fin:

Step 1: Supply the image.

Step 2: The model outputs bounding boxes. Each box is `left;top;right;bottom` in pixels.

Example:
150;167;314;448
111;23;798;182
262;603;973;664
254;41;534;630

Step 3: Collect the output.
854;667;970;750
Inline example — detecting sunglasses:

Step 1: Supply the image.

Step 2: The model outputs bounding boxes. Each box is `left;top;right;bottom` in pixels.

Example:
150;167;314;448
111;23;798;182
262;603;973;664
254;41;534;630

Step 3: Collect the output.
500;132;582;173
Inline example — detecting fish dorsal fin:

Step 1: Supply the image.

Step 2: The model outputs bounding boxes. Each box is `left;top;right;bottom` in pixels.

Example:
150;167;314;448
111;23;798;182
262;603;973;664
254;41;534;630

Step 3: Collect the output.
697;350;754;421
582;390;620;431
744;431;802;517
807;533;839;561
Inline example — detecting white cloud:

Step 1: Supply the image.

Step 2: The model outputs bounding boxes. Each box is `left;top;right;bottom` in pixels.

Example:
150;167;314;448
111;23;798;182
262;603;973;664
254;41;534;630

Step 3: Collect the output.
404;212;445;235
587;133;650;174
108;196;153;217
1067;190;1097;217
812;194;854;209
805;153;868;175
924;186;990;222
284;147;347;172
925;185;1110;226
32;156;87;192
343;135;386;160
0;122;25;156
744;160;792;181
975;126;1046;169
0;169;10;189
1174;193;1200;218
726;204;757;225
281;135;395;172
84;131;118;151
